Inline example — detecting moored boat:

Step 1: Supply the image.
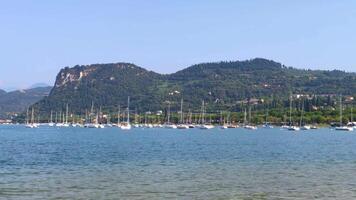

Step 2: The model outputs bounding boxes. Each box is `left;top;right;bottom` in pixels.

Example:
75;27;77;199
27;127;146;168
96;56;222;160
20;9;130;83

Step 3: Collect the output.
335;96;353;132
288;126;300;131
120;97;131;130
199;124;215;129
177;124;189;129
335;126;353;131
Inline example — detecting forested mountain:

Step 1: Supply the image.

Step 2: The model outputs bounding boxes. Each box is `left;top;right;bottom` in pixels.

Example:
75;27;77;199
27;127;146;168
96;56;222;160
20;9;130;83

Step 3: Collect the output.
0;87;51;118
33;58;356;115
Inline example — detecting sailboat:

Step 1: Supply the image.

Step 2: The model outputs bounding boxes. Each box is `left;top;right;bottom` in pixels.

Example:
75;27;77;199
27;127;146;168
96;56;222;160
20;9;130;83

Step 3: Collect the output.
244;107;257;130
84;103;103;128
115;104;122;127
56;110;64;127
71;114;81;127
262;103;273;128
48;110;55;127
310;95;318;129
164;102;177;129
281;114;289;129
186;109;195;128
287;95;300;131
97;106;105;128
226;112;238;128
177;98;189;129
93;113;102;128
62;104;70;127
199;100;214;129
121;96;132;130
335;96;353;131
25;107;38;128
220;111;228;129
347;107;356;127
300;99;310;130
25;107;33;128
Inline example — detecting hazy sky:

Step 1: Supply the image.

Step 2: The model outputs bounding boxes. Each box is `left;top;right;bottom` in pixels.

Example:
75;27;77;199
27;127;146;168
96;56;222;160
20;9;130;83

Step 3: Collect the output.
1;0;356;90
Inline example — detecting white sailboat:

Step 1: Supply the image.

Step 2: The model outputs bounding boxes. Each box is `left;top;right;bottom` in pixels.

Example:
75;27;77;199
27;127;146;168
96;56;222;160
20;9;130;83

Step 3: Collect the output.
199;100;214;129
48;110;55;127
62;104;70;127
121;96;132;130
300;99;310;130
177;98;189;129
116;104;121;127
347;107;356;127
335;96;353;131
244;107;257;130
84;102;96;128
287;95;300;131
25;107;38;128
164;102;177;129
262;104;273;128
56;110;64;127
219;111;228;129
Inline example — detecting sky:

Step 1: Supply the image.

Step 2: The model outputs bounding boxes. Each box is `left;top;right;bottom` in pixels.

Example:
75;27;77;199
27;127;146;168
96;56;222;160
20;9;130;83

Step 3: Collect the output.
1;0;356;91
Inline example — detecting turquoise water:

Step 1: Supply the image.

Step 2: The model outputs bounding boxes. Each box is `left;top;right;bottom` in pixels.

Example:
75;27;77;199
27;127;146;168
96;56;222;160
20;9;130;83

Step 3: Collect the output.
1;126;356;199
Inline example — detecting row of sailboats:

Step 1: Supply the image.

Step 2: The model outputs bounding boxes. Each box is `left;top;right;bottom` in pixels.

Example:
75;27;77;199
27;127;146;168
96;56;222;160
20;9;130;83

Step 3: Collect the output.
24;95;354;131
285;95;353;131
25;98;255;130
286;96;318;131
25;107;39;128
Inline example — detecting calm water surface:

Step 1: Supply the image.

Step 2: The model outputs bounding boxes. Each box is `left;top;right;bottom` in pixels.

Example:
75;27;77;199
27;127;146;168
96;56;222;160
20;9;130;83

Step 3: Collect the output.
1;125;356;199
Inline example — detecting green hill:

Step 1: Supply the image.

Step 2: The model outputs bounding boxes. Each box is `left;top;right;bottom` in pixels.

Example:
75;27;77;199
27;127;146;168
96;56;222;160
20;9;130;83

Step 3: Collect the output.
33;58;356;116
0;87;51;118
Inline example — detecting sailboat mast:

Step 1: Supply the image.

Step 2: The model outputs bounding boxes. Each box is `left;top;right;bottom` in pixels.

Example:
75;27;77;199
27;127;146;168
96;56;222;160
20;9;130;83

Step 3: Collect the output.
248;107;251;125
351;107;353;123
244;108;247;125
180;98;183;124
289;95;293;126
188;109;192;124
31;107;34;124
202;100;205;124
135;108;138;124
90;101;94;123
300;99;304;126
66;104;69;124
99;106;102;124
127;96;130;124
117;105;121;126
340;96;343;126
265;102;269;124
167;102;171;124
26;107;29;124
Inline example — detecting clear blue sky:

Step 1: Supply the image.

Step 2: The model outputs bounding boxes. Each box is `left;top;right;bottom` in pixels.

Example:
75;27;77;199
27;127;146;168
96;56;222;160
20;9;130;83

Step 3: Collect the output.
1;0;356;90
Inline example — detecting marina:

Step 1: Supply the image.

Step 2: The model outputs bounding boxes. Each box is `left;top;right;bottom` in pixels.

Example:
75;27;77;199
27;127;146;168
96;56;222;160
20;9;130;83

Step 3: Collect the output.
1;1;356;199
19;95;356;132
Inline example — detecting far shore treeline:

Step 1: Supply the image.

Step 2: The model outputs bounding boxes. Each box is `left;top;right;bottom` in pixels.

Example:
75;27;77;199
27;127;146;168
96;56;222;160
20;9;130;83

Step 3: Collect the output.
11;58;356;124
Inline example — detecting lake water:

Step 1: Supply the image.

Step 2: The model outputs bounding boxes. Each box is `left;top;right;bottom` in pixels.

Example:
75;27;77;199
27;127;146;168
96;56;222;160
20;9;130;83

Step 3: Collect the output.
1;125;356;199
